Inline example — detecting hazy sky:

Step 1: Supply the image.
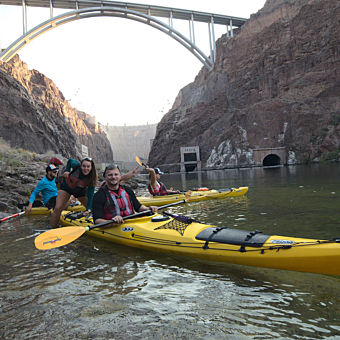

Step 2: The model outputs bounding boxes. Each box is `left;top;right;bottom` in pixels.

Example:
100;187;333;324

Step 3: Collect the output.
0;0;266;126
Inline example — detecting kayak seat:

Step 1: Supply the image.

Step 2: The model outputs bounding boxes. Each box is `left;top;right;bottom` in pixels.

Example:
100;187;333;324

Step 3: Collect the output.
64;211;94;224
217;188;232;193
64;211;86;221
151;215;171;222
196;227;271;250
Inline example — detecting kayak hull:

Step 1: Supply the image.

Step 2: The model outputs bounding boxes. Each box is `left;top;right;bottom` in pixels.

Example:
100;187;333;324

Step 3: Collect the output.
138;187;248;206
60;211;340;275
27;204;85;215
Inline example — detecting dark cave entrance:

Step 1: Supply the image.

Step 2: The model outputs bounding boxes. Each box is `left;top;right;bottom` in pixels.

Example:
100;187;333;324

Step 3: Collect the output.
263;154;281;166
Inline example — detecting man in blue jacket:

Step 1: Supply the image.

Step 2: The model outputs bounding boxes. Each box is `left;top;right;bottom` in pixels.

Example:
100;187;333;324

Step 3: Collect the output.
25;164;59;213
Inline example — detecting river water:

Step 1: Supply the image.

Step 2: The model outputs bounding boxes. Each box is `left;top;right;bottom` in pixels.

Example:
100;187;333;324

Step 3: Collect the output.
1;164;340;339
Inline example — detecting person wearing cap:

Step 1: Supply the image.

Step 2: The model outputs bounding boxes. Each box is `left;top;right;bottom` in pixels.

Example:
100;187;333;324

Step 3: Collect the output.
50;157;98;227
145;166;180;196
25;164;59;214
92;164;158;225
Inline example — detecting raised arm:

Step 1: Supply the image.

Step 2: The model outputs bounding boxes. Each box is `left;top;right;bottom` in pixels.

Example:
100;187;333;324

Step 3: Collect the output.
120;166;139;183
145;166;157;190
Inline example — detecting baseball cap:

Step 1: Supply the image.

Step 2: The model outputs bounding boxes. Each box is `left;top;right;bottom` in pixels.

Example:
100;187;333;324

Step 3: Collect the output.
46;164;58;172
154;167;164;175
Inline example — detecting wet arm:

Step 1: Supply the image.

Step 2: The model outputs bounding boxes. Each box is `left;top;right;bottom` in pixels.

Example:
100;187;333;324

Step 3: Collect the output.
65;158;80;172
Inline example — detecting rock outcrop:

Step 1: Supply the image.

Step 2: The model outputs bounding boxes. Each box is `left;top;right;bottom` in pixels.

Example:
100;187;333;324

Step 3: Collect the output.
0;56;113;162
149;0;340;169
0;140;147;213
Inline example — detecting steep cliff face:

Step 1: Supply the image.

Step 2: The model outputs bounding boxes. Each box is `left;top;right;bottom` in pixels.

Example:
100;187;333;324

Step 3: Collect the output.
149;0;340;169
0;56;113;162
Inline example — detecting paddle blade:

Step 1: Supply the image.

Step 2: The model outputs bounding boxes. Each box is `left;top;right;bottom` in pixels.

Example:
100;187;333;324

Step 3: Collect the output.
34;226;86;250
135;156;143;166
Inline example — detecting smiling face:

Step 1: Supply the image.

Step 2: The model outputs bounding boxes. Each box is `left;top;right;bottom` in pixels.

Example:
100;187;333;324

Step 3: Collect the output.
105;168;121;189
81;160;92;176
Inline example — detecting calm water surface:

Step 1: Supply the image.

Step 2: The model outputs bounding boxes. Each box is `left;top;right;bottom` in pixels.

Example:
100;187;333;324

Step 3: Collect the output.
1;164;340;339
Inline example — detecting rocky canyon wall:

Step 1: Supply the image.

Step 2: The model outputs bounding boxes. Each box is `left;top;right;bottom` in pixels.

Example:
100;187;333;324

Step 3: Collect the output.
148;0;340;169
0;56;113;162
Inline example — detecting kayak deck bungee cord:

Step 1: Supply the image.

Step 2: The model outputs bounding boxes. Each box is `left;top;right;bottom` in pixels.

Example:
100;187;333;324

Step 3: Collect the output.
58;210;340;276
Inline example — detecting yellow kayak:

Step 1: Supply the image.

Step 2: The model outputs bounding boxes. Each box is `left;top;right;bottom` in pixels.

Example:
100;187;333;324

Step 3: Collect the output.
60;210;340;275
138;187;248;206
27;204;85;215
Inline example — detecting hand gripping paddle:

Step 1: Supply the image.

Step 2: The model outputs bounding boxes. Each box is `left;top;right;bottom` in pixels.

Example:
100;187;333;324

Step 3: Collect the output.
35;200;188;250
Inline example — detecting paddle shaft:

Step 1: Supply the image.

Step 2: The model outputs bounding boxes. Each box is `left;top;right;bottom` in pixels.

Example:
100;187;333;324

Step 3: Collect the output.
87;199;186;231
34;199;187;250
0;211;25;223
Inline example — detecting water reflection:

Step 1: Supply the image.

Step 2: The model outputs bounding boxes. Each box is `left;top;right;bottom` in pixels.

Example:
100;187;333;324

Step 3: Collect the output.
1;164;340;339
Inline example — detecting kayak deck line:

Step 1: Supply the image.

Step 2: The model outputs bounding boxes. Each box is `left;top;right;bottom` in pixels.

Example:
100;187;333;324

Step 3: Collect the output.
88;225;340;253
60;211;340;275
138;186;249;206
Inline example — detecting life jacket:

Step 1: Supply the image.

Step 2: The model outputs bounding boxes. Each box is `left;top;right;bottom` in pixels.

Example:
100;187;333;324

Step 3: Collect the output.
65;167;89;190
103;185;135;218
148;181;168;196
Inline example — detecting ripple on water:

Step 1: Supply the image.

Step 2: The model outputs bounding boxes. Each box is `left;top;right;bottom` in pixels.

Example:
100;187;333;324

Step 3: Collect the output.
2;167;340;339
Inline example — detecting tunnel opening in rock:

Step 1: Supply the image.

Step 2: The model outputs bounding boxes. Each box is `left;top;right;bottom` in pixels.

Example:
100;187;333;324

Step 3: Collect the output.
263;154;281;166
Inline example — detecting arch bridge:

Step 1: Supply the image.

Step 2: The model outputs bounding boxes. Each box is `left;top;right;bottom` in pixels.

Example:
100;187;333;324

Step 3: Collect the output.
0;0;247;69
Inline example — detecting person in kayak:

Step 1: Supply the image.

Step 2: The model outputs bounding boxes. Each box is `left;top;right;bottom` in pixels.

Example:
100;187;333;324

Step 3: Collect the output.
145;166;180;196
25;164;60;213
50;157;97;227
92;164;158;225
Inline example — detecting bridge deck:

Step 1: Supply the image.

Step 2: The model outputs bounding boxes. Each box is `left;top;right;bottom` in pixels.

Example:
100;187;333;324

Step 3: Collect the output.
0;0;247;26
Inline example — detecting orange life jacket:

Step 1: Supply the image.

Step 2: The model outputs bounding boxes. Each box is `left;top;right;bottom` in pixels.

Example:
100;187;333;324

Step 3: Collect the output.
148;181;168;196
103;185;135;218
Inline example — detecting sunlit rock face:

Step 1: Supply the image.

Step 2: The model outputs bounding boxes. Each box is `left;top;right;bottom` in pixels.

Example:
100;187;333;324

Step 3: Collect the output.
149;0;340;169
0;56;113;162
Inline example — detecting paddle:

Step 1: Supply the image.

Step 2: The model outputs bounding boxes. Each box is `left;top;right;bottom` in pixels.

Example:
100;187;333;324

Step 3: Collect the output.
136;156;146;167
35;199;188;250
136;156;191;198
0;211;25;224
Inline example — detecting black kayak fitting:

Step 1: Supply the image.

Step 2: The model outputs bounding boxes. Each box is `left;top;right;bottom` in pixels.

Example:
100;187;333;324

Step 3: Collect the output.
196;227;271;251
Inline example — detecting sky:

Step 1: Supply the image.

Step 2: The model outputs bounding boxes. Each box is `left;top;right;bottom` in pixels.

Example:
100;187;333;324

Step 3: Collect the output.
0;0;266;126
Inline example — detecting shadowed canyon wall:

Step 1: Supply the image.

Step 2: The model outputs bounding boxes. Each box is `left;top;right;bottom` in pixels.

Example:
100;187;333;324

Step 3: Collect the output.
148;0;340;170
0;56;113;162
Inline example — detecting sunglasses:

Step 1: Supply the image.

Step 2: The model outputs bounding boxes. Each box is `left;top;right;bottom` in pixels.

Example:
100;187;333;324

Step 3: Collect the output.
82;157;93;162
